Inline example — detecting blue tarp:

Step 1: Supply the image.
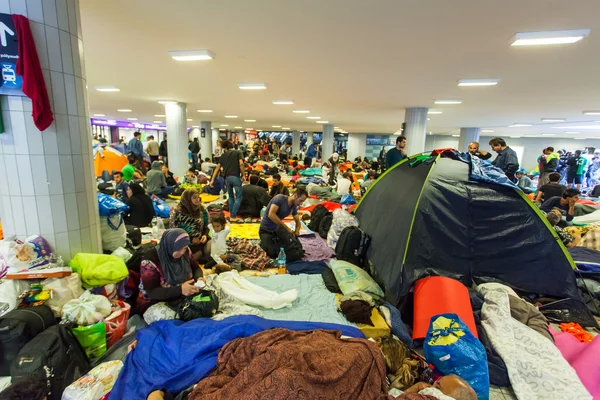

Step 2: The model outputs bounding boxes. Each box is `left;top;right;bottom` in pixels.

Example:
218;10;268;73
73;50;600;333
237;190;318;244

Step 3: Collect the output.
453;151;520;190
108;315;364;400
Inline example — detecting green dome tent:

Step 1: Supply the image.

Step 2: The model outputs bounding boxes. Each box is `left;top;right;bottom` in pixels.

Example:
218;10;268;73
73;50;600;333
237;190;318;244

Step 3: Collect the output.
355;151;580;308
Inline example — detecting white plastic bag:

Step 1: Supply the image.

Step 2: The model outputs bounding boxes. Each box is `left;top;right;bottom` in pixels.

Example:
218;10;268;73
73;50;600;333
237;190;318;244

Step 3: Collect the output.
99;216;127;252
0;279;31;317
62;291;112;325
110;247;132;263
61;360;123;400
42;273;85;317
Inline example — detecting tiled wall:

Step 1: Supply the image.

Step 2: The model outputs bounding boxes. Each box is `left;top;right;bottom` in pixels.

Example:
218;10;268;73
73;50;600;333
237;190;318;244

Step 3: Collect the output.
0;0;101;260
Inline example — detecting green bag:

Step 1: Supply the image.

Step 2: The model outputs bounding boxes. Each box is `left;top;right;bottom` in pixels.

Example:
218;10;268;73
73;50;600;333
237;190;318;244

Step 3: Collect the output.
71;321;107;360
69;253;128;288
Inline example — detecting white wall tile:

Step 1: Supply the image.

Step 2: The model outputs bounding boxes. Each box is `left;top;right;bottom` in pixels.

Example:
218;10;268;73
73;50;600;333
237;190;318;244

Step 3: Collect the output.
73;0;82;40
58;30;73;76
36;195;53;234
3;154;21;195
7;97;23;111
54;114;71;154
0;196;14;235
22;98;33;113
58;154;75;194
74;76;85;117
26;0;44;23
70;34;81;78
10;196;26;236
21;195;40;233
41;69;54;110
55;0;68;32
63;192;79;230
63;74;77;115
81;151;92;187
53;231;70;262
9;0;26;15
25;117;45;155
66;0;77;36
44;154;63;195
50;71;67;115
44;26;62;72
67;115;81;154
76;191;89;228
79;116;91;155
71;154;84;192
0;157;8;195
0;111;14;155
41;120;59;155
80;225;91;253
10;110;28;155
0;0;10;14
50;194;67;233
16;155;35;196
41;0;58;28
90;224;100;252
68;228;82;254
77;38;85;79
30;154;50;196
29;22;49;70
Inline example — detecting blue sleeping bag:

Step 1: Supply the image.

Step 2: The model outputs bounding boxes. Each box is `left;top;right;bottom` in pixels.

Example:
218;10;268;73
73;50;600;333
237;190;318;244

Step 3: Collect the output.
153;197;170;218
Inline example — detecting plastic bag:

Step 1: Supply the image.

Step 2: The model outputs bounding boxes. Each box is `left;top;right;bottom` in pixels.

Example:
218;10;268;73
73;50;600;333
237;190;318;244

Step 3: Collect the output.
340;194;356;205
111;247;132;263
97;192;129;217
105;301;131;348
326;209;359;249
62;360;124;400
0;279;30;317
423;313;490;400
153;197;171;218
69;253;128;288
62;291;113;325
0;236;53;272
329;259;384;299
71;321;108;360
41;273;85;317
100;216;127;252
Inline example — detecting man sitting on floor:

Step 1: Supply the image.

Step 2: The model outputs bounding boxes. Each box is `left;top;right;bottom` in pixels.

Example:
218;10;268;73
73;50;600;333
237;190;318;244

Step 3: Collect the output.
237;175;271;218
534;172;566;203
545;210;580;247
146;161;174;198
259;188;308;262
269;173;289;197
540;188;579;222
113;171;129;201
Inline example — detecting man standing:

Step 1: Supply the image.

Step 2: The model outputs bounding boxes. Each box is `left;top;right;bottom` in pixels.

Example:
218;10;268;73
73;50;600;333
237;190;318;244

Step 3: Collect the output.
378;146;387;170
128;131;146;174
566;150;588;190
146;135;160;163
259;188;308;261
539;146;559;187
189;137;200;167
385;136;407;170
467;142;492;160
210;140;245;221
305;143;318;167
159;134;168;165
489;137;519;182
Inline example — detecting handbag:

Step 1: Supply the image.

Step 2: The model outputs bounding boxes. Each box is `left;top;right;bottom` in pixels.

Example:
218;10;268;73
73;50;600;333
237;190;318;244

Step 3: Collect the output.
177;290;219;322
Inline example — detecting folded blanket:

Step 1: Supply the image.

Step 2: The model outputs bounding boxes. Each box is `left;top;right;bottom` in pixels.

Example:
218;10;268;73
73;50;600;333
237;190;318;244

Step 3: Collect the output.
214;270;298;309
227;238;273;271
188;328;387;400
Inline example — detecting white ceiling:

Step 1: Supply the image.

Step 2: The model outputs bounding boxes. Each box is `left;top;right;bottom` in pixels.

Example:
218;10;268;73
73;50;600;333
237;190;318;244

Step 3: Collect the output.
79;0;600;138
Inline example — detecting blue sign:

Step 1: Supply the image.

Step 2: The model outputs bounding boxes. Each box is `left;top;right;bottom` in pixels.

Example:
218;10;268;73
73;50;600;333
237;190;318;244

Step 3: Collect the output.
0;13;22;96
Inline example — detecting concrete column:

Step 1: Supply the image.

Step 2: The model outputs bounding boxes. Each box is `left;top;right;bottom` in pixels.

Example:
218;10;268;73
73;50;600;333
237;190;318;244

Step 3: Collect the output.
200;121;212;161
0;0;101;259
404;107;429;156
211;128;219;156
322;124;334;161
347;133;366;161
165;102;188;178
458;127;481;153
237;131;245;145
292;130;301;157
306;132;314;146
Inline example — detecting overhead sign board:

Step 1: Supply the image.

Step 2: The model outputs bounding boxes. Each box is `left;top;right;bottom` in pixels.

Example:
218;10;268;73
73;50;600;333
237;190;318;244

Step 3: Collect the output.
0;13;23;96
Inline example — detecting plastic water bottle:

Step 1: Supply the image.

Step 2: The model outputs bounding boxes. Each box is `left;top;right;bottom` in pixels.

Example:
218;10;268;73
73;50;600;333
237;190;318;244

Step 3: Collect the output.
277;247;287;274
151;217;159;240
156;217;165;240
219;189;225;201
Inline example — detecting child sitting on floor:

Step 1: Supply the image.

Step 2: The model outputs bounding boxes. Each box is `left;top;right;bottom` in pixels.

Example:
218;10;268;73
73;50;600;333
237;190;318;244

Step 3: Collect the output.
205;213;241;270
184;168;198;184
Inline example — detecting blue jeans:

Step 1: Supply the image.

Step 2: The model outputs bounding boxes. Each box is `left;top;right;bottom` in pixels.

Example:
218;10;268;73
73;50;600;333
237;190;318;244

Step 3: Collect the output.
225;176;243;218
191;153;198;167
157;186;174;198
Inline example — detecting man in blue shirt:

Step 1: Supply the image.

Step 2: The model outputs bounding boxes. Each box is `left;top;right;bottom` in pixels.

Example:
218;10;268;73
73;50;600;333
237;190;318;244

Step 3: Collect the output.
305;143;318;167
128;131;146;174
540;188;579;222
489;137;519;182
385;136;407;169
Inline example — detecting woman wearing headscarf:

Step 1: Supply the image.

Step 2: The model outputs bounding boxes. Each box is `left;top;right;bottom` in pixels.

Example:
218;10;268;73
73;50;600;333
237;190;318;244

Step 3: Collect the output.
169;188;211;261
139;228;203;306
124;182;155;227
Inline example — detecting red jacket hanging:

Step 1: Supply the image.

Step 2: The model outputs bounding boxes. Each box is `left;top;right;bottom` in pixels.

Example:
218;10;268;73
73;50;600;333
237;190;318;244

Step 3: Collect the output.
12;14;53;131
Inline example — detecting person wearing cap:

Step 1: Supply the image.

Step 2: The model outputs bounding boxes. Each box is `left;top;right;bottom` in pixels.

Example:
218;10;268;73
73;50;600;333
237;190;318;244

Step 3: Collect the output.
515;168;535;194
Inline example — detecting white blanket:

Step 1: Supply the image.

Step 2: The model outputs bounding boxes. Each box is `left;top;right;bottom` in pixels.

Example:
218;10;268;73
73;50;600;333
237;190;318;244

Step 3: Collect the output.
480;287;591;400
212;270;298;310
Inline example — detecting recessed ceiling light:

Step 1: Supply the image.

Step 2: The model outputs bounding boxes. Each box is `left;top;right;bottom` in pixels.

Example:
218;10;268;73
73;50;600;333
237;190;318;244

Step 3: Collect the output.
293;110;310;113
273;100;294;105
153;120;163;123
509;123;532;127
272;125;281;128
127;118;138;121
481;129;495;133
197;110;213;113
220;124;229;127
158;100;177;105
565;131;580;134
238;83;267;90
542;133;555;136
95;86;120;92
282;127;291;130
244;119;256;122
307;116;321;119
168;49;215;61
117;109;132;112
435;99;462;105
583;111;600;115
246;127;254;130
509;29;590;46
234;126;243;129
542;118;566;122
457;79;500;86
154;114;165;117
575;137;588;140
93;114;105;117
451;134;460;137
428;111;443;114
334;127;340;129
187;119;192;121
427;118;430;121
316;121;329;124
219;129;226;131
192;125;199;128
224;115;238;118
553;125;600;129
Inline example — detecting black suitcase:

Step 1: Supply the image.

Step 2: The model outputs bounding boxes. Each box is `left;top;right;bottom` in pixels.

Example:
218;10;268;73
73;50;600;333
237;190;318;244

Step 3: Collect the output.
0;305;56;375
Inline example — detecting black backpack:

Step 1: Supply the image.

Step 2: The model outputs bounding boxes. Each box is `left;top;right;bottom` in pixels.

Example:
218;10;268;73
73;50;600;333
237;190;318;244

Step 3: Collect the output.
318;214;334;239
0;305;56;376
126;242;157;273
275;226;305;263
335;226;371;268
308;205;330;232
11;324;90;400
177;290;219;322
126;224;142;246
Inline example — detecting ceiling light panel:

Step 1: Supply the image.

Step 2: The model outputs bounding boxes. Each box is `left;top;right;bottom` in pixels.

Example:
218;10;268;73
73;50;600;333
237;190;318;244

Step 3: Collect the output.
127;118;138;121
93;114;105;117
509;123;532;127
481;129;495;133
95;86;120;92
293;110;310;113
197;110;213;113
238;83;267;90
117;109;132;112
168;49;215;61
509;29;590;46
273;100;294;105
158;100;176;105
434;99;462;105
307;116;321;119
153;121;163;123
316;121;329;124
224;115;238;118
451;134;460;137
583;111;600;115
244;119;256;122
457;79;500;86
154;114;165;117
541;118;566;122
428;111;443;114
